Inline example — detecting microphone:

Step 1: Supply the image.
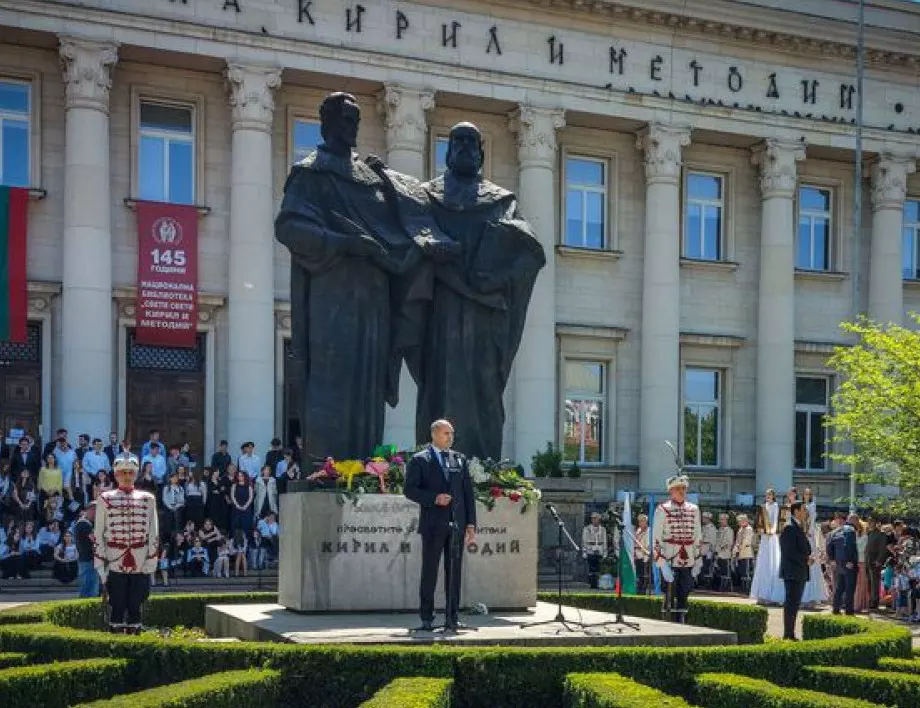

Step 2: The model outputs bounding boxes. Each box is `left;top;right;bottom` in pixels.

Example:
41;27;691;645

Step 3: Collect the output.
545;503;560;519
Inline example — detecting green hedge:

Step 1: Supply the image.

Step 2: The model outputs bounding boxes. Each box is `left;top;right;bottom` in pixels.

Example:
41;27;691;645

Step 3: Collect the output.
878;657;920;675
73;669;281;708
547;593;768;645
41;592;279;630
0;652;28;669
804;665;920;707
693;673;881;708
0;658;131;708
358;677;453;708
0;606;44;626
563;672;697;707
453;616;909;707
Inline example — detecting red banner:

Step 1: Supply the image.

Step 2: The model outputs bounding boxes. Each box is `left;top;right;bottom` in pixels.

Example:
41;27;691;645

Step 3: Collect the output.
135;201;199;348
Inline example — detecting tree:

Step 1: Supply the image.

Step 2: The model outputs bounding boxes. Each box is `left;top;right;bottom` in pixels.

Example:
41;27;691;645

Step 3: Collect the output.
827;316;920;516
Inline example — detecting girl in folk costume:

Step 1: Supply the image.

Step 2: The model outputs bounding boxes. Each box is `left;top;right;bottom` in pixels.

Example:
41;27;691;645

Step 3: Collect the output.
779;486;798;528
750;487;785;604
94;454;159;634
800;487;827;606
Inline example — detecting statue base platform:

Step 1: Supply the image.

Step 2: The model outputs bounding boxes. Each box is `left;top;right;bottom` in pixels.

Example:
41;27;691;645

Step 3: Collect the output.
205;601;737;647
279;491;538;612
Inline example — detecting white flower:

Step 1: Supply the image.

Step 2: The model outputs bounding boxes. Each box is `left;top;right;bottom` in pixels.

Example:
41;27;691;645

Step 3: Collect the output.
533;488;542;500
469;457;490;484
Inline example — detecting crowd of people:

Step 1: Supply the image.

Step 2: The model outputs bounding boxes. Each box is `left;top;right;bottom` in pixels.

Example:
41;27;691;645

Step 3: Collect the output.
0;428;307;594
588;485;918;618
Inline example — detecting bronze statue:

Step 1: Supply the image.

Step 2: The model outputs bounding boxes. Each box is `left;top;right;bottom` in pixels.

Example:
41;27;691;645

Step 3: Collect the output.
275;95;544;461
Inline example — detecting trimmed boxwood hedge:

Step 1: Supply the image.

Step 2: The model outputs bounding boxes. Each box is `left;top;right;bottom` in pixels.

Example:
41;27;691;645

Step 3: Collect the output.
0;652;28;669
878;657;920;675
563;672;698;707
358;677;453;708
545;593;768;645
804;665;920;707
693;673;881;708
0;658;131;708
73;669;281;708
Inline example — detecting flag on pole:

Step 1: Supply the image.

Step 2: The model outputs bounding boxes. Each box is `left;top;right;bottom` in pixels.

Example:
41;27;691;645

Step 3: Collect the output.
0;186;28;343
618;492;636;594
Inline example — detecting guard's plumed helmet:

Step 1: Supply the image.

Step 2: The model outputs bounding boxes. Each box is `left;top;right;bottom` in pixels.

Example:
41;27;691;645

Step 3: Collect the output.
113;453;140;472
666;474;689;490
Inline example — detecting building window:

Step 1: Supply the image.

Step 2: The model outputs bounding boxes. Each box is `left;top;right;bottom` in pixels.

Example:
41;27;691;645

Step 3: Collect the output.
562;360;605;464
0;80;30;188
291;118;321;164
432;136;449;178
564;156;607;249
795;376;828;471
138;101;195;205
683;368;720;467
903;200;920;280
683;172;724;260
797;186;832;271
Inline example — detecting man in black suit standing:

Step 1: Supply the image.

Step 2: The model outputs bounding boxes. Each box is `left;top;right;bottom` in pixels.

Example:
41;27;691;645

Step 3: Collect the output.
779;501;812;640
405;419;477;631
10;435;40;479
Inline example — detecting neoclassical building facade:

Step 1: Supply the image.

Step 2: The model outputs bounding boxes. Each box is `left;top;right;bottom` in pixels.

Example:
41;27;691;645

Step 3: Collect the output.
2;0;920;504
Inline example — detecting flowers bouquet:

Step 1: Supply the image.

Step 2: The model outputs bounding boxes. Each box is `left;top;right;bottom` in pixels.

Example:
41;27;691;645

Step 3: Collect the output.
469;457;541;512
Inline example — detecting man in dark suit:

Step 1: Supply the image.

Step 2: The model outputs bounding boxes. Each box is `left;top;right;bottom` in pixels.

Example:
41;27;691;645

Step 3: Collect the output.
405;419;477;631
10;435;40;479
826;513;859;615
779;501;811;640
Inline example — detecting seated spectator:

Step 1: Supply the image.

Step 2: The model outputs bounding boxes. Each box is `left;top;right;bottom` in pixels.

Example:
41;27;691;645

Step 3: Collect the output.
20;521;41;570
276;448;300;495
249;529;268;570
185;537;209;577
52;530;79;584
152;547;170;587
12;470;37;524
199;518;222;566
37;520;61;565
0;529;27;579
169;531;188;578
137;461;157;493
229;529;248;577
61;488;81;526
0;463;12;519
257;512;279;562
213;539;230;578
183;519;197;542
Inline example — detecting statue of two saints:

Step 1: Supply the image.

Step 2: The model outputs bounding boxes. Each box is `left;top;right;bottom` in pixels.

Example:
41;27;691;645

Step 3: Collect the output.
275;92;545;463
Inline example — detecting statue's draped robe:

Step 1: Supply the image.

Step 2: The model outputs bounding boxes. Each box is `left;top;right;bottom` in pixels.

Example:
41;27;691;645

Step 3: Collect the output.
410;174;546;459
275;148;415;461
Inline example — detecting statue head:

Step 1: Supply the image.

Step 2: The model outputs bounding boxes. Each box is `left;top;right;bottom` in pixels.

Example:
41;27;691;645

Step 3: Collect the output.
445;122;484;178
319;92;360;156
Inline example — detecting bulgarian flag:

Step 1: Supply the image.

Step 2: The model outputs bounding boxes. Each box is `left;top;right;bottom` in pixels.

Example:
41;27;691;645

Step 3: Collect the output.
0;186;28;343
618;492;637;594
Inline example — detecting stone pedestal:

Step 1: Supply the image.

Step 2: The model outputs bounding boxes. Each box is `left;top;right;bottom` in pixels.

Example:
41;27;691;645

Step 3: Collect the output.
279;492;538;611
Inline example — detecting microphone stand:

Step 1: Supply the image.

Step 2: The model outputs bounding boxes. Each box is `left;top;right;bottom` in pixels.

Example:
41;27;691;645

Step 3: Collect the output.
582;512;641;632
520;504;589;632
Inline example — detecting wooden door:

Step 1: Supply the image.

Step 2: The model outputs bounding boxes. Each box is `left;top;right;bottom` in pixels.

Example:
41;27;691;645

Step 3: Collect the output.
126;331;205;456
0;323;42;451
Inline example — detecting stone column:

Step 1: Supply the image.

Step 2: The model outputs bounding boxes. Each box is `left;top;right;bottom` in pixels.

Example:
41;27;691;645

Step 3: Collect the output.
636;124;691;492
751;139;805;493
225;64;281;452
59;37;118;435
376;84;434;450
869;153;916;325
509;106;565;470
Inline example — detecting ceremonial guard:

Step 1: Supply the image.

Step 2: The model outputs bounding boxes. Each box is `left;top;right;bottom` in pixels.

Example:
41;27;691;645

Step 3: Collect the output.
699;511;718;587
715;513;735;591
733;513;755;591
94;454;159;633
633;513;651;595
582;512;608;589
652;475;702;622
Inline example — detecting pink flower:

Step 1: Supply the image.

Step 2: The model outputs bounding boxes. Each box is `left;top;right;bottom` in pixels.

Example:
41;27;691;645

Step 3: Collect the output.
509;492;521;502
392;456;404;465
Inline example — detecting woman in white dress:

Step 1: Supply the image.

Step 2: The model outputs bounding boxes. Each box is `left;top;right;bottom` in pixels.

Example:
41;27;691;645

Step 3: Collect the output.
750;488;785;604
801;487;827;607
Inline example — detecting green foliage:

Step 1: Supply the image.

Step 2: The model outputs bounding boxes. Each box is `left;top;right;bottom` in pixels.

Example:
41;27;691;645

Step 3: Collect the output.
0;658;131;708
358;677;453;708
568;462;582;479
693;673;880;708
532;442;563;478
545;592;768;644
804;665;920;707
878;657;920;675
0;606;45;626
563;672;698;707
73;669;281;708
0;653;28;669
826;316;920;515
